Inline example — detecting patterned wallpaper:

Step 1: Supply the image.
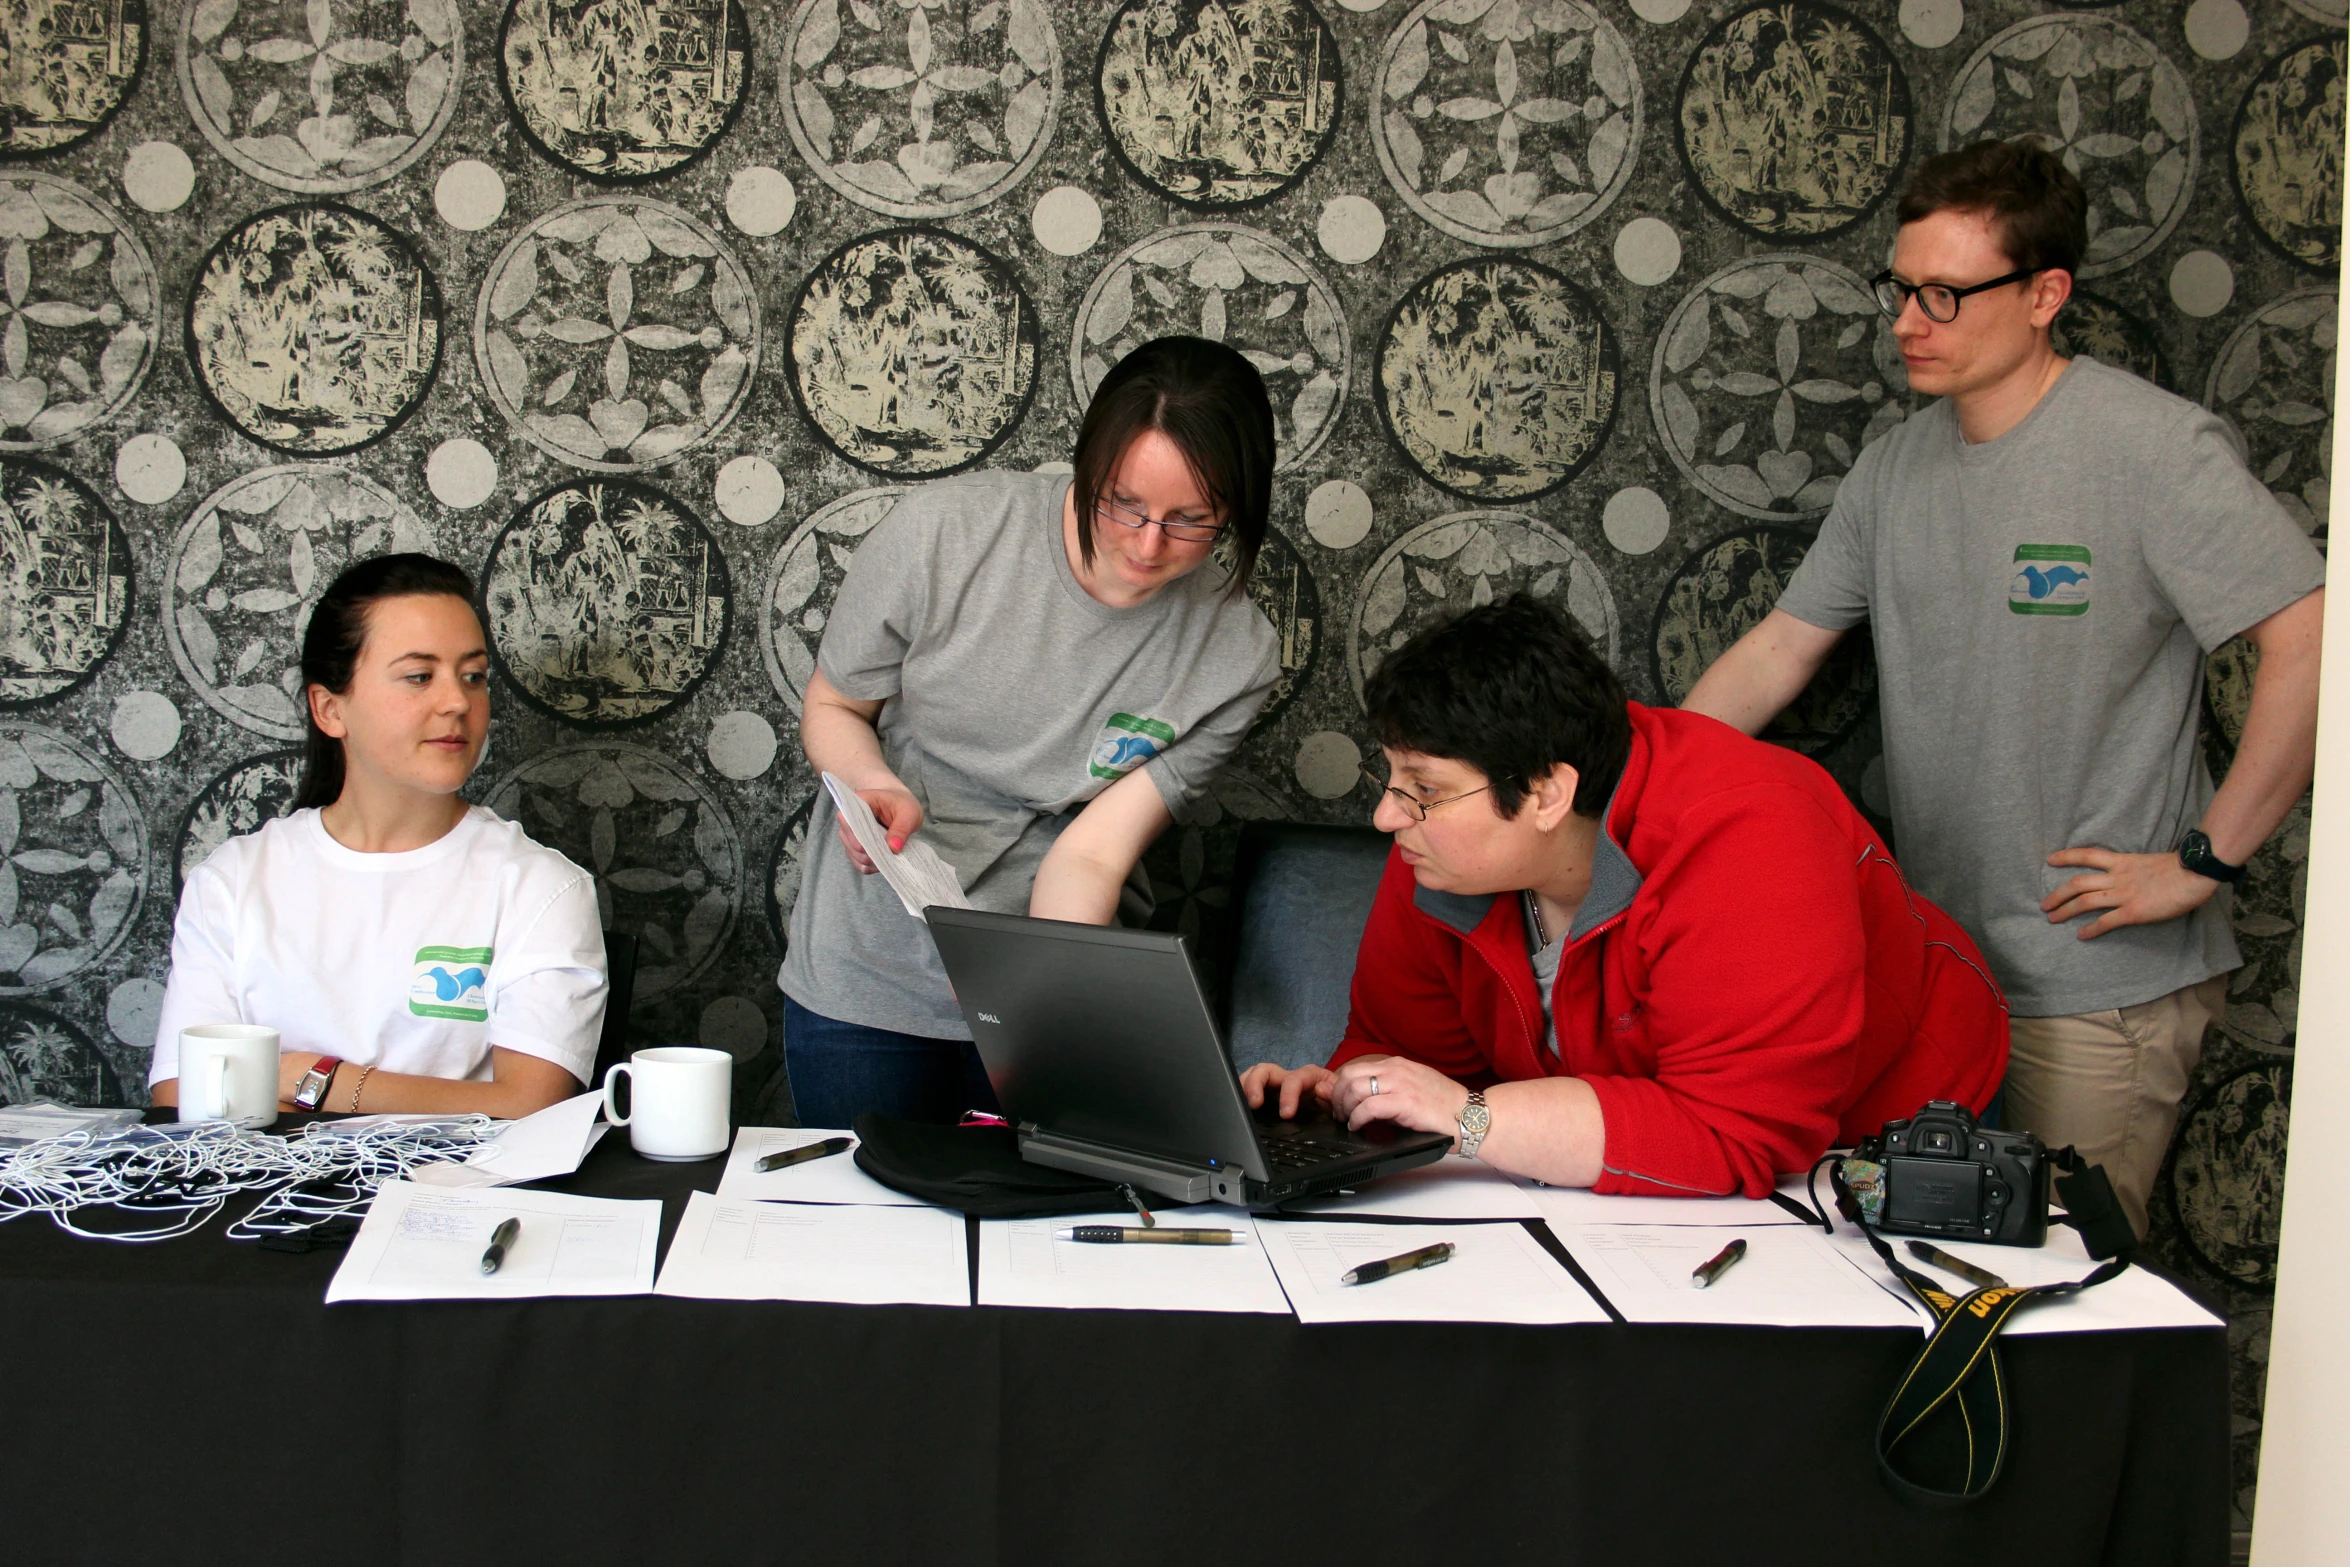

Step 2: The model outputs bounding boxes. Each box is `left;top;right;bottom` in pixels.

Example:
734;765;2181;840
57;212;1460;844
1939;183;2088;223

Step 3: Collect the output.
0;0;2329;1523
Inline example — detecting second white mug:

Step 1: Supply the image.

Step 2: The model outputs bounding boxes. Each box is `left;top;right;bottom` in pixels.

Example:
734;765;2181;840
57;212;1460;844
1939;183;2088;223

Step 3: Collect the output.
177;1024;281;1129
603;1046;730;1161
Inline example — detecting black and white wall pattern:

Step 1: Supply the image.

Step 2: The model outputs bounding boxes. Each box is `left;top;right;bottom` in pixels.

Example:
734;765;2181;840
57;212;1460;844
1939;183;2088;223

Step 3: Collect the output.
0;0;2330;1523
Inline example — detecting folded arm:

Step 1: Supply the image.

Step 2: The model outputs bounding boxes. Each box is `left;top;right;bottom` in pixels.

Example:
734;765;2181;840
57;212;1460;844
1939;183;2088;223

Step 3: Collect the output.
151;1046;580;1119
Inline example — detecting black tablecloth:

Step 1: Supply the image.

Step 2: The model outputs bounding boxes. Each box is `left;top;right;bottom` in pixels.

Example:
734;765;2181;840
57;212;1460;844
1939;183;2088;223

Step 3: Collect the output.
0;1119;2229;1567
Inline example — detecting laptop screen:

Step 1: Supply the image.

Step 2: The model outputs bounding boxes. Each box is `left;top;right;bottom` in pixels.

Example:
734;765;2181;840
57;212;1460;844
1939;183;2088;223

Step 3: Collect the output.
925;908;1268;1179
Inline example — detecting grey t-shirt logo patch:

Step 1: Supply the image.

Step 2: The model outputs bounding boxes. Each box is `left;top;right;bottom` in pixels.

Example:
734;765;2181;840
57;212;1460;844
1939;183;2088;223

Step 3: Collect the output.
2008;544;2092;617
1088;712;1178;781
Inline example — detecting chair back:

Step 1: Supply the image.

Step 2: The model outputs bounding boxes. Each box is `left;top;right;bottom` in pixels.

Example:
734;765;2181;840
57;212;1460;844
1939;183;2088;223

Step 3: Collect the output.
1221;823;1391;1072
590;930;639;1091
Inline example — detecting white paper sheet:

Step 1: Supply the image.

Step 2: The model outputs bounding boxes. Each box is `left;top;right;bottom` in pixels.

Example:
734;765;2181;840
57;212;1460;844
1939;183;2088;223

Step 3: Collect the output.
1256;1220;1608;1325
1828;1224;2226;1336
1525;1173;1819;1229
653;1191;970;1307
713;1126;929;1207
1555;1224;1919;1328
823;771;973;919
1284;1155;1544;1220
325;1180;658;1302
409;1090;608;1189
977;1208;1289;1314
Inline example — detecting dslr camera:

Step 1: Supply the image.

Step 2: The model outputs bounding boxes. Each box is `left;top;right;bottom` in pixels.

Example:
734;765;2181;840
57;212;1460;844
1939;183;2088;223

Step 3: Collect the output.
1849;1101;2051;1247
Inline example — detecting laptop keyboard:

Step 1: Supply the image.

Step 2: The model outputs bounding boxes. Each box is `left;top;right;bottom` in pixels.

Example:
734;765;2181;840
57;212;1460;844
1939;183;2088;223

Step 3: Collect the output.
1262;1134;1358;1172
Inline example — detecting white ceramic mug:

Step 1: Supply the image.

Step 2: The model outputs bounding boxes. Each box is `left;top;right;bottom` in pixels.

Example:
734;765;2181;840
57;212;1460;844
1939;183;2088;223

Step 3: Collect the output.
603;1046;730;1161
177;1024;281;1129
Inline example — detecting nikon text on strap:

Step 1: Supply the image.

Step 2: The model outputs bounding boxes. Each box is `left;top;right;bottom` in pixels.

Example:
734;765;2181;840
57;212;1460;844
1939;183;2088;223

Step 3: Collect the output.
1822;1153;2131;1505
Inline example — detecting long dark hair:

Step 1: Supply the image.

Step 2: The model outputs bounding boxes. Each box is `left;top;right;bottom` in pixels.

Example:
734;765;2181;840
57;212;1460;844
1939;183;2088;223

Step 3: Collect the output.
1072;336;1275;593
294;553;477;810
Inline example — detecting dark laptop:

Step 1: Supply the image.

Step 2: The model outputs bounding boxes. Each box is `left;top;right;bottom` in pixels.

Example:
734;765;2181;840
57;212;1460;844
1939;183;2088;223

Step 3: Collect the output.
925;907;1452;1208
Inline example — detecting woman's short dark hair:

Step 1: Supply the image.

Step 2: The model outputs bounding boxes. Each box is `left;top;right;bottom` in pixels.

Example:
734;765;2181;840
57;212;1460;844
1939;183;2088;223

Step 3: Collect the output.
1071;336;1275;593
294;553;476;810
1896;138;2088;278
1364;593;1630;819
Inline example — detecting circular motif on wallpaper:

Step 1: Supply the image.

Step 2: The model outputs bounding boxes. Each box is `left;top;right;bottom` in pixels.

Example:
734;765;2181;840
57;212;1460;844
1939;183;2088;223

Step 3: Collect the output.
760;484;903;713
1233;524;1319;733
475;197;760;474
185;202;442;456
1649;526;1876;756
1372;0;1640;249
0;1000;126;1104
2169;1062;2290;1286
1676;2;1910;241
0;459;132;708
1071;225;1347;472
2283;0;2349;28
481;478;731;729
1375;257;1618;503
1943;14;2195;281
178;0;463;192
2233;37;2346;272
1350;510;1616;702
0;175;161;453
176;747;302;894
2052;287;2169;390
2205;288;2336;546
1097;0;1340;211
780;0;1063;219
165;466;436;740
0;0;143;157
764;793;816;948
787;227;1040;478
486;743;743;1003
1651;254;1911;522
0;722;148;995
498;0;750;183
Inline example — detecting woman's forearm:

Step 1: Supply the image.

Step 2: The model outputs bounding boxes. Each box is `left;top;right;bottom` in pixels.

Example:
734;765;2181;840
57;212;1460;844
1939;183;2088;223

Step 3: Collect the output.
1029;768;1173;925
800;670;900;791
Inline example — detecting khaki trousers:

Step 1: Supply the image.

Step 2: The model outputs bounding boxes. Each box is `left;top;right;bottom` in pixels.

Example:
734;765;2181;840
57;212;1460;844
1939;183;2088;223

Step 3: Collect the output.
2001;974;2229;1240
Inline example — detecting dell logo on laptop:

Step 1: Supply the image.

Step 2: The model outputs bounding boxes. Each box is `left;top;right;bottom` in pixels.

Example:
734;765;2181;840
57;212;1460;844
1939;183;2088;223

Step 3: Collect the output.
977;1012;1001;1024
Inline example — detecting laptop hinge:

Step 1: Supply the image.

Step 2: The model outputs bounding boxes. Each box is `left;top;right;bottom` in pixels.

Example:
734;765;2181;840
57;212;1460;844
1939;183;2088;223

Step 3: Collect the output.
1016;1124;1223;1204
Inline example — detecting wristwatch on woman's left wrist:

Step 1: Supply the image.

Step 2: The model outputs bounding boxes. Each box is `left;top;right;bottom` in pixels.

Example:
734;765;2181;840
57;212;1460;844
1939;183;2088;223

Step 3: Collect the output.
1456;1090;1491;1159
292;1056;343;1111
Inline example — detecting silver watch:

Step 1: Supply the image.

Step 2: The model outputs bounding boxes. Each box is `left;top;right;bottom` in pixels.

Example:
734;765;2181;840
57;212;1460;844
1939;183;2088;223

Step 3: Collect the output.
1457;1090;1491;1159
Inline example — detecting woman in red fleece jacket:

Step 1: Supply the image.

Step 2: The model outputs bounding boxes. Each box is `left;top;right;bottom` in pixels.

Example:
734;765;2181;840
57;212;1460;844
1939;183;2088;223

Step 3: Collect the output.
1243;594;2008;1199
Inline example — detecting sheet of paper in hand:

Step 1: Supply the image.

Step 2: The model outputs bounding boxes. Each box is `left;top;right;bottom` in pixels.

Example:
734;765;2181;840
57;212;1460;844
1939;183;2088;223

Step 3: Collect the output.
822;771;974;919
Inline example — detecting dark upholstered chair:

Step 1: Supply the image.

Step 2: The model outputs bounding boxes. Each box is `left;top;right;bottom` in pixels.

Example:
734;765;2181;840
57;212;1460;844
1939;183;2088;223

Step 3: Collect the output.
589;930;639;1092
1219;822;1392;1072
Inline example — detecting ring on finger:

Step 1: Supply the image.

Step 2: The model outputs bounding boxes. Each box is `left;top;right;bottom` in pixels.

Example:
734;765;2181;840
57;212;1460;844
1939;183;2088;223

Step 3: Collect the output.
1368;1075;1381;1097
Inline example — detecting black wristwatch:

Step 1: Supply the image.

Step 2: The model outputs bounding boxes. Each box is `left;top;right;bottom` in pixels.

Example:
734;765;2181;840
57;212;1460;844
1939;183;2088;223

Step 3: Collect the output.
2178;829;2247;887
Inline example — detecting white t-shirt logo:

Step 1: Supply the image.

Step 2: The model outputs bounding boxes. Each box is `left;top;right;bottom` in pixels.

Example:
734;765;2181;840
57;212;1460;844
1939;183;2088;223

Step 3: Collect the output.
409;946;493;1022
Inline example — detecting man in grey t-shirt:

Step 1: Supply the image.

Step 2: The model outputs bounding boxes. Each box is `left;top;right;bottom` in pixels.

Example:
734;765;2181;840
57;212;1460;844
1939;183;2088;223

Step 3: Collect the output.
1685;141;2325;1236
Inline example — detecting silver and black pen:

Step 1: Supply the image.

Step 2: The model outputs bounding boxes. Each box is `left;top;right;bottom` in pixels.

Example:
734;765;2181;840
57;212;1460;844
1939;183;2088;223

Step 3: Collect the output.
757;1136;854;1173
1056;1226;1238;1245
479;1217;520;1275
1340;1240;1455;1285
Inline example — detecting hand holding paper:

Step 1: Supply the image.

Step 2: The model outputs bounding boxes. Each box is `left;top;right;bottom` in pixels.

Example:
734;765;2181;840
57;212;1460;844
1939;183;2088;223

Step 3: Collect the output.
823;772;973;920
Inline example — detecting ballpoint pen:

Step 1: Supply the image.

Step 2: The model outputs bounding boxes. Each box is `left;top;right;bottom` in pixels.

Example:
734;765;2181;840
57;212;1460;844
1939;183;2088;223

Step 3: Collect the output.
1056;1227;1238;1244
1907;1240;2010;1292
1340;1240;1454;1285
757;1136;854;1173
1691;1238;1747;1288
479;1217;520;1276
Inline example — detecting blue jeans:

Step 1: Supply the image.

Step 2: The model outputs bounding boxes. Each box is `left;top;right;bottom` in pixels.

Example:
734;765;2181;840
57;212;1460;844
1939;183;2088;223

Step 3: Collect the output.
781;995;1003;1129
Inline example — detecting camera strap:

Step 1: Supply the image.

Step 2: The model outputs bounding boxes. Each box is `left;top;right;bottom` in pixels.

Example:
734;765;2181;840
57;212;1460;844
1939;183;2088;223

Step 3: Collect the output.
1824;1157;2131;1505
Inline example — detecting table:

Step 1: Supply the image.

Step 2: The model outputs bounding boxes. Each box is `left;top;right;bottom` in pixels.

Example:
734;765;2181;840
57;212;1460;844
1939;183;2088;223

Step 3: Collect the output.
0;1118;2229;1567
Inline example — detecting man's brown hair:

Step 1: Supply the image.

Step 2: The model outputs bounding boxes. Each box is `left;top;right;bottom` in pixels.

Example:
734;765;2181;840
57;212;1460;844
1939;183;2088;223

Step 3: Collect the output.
1896;138;2089;277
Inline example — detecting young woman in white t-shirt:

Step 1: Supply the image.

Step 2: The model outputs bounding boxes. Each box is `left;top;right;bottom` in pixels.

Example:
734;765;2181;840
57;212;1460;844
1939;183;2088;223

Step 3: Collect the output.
151;554;607;1118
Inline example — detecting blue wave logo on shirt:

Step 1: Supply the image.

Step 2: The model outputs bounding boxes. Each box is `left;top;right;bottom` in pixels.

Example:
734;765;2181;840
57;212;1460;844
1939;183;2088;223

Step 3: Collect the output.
1088;712;1178;781
409;946;493;1021
2008;544;2091;617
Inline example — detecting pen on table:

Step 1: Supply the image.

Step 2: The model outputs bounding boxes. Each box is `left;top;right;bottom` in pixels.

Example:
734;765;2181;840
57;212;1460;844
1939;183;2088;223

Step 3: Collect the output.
479;1217;520;1276
756;1136;854;1173
1055;1226;1239;1245
1907;1240;2010;1292
1340;1240;1454;1286
1691;1238;1747;1289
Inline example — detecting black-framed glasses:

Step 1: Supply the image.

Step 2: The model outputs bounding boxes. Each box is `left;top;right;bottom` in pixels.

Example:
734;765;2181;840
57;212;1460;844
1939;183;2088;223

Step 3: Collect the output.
1095;494;1225;545
1871;267;2039;324
1381;783;1490;822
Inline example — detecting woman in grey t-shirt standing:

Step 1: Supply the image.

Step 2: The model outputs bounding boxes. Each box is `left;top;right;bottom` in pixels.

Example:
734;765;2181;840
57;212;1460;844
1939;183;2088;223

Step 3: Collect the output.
778;337;1283;1127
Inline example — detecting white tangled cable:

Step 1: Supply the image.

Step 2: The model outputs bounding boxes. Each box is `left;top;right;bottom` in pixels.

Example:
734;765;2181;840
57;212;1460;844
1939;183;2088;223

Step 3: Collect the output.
0;1115;499;1243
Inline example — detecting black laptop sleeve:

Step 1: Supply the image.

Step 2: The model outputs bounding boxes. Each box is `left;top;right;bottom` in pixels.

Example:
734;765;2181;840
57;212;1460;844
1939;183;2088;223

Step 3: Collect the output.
852;1114;1128;1218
